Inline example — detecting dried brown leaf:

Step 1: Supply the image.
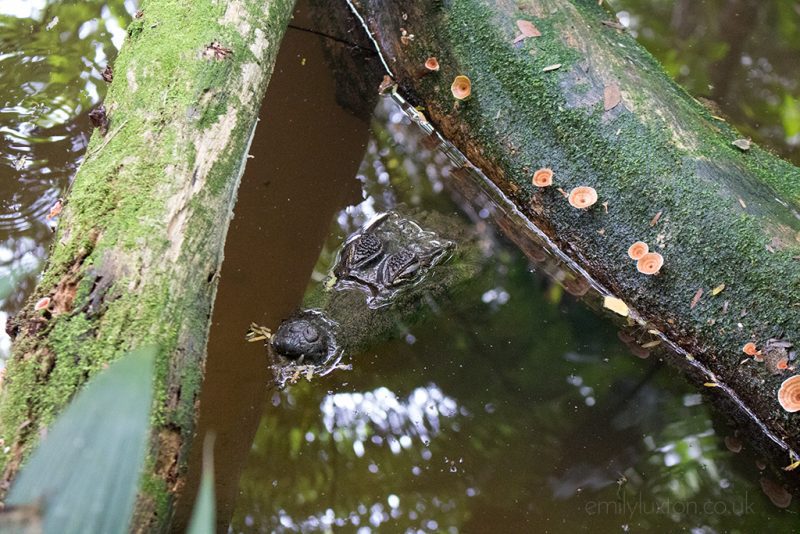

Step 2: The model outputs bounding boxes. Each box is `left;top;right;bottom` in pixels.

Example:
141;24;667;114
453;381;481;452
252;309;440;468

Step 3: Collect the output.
516;20;541;38
603;83;621;111
690;288;703;309
649;210;663;227
732;138;751;151
101;64;113;83
204;41;232;60
601;20;626;30
88;105;108;136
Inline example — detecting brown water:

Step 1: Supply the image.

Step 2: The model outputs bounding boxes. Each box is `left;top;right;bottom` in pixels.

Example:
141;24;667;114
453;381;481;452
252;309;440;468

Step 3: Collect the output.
1;1;799;533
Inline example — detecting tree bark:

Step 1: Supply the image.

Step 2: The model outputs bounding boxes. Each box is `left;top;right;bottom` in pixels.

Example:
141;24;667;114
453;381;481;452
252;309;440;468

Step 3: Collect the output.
351;0;800;467
0;0;295;529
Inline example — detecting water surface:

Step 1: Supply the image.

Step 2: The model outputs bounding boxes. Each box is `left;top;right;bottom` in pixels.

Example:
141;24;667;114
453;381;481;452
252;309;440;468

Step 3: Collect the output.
1;1;799;533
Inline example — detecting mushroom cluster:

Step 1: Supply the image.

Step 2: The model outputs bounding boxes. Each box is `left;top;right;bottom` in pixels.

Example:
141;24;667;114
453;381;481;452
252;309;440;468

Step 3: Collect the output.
625;241;664;275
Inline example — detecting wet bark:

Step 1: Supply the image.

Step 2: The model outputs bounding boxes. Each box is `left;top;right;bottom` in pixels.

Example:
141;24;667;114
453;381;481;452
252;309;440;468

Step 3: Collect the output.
0;0;295;530
351;0;800;471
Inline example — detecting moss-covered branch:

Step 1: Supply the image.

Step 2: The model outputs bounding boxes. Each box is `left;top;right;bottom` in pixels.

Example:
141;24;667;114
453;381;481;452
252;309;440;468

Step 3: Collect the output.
0;0;295;529
352;0;800;462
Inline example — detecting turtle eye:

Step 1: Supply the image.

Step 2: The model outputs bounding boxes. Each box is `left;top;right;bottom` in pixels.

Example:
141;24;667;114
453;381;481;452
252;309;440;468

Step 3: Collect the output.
303;326;319;343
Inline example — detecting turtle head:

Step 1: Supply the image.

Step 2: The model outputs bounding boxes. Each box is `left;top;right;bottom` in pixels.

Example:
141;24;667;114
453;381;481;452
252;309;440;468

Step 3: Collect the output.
271;315;331;363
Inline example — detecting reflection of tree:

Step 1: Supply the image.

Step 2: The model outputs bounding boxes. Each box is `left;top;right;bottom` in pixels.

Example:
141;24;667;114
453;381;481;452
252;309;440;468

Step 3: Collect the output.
614;0;800;163
0;1;132;357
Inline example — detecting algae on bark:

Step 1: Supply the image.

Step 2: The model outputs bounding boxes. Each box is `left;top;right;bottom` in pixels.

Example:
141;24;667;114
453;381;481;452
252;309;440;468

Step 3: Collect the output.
0;0;296;528
351;0;800;463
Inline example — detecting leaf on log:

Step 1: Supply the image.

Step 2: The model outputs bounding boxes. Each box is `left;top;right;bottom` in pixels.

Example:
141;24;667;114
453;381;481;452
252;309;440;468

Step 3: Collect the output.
101;64;113;83
516;20;541;38
691;288;703;309
603;296;629;317
601;20;626;30
649;210;662;227
783;460;800;472
88;105;108;136
732;138;751;151
604;83;621;111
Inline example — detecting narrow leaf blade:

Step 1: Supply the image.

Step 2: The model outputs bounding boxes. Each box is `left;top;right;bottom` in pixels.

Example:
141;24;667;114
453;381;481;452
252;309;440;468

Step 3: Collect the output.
6;347;156;534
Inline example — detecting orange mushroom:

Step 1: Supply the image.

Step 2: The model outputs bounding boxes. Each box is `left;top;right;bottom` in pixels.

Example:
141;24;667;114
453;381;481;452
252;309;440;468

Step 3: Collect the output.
34;297;51;311
627;241;649;260
567;186;598;209
424;57;440;72
778;375;800;412
742;342;759;356
451;75;472;100
532;168;554;187
636;252;664;275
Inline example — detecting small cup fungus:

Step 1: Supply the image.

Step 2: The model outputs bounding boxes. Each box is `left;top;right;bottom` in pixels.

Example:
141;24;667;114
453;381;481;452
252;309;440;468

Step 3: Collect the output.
34;297;51;311
636;252;664;275
532;168;554;188
451;75;472;100
742;342;759;356
567;186;598;209
778;375;800;413
627;241;649;261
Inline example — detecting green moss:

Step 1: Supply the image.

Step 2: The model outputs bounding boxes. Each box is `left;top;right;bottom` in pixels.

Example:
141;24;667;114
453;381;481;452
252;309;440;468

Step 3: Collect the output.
368;0;800;447
0;0;296;527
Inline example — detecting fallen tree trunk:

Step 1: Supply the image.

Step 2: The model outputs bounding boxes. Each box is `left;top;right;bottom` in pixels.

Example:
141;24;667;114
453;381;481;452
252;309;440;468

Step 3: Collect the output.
0;0;295;529
351;0;800;466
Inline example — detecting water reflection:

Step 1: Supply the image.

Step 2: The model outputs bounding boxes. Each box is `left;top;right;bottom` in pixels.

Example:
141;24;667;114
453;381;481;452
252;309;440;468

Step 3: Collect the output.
612;0;800;164
0;0;134;364
229;100;797;532
321;385;461;455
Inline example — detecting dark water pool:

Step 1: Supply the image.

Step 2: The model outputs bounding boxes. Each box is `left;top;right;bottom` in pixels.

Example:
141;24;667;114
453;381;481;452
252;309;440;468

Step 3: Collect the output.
1;1;799;532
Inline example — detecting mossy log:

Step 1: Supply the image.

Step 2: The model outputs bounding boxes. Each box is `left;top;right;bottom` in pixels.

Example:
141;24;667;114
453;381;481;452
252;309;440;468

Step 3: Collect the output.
352;0;800;462
0;0;295;529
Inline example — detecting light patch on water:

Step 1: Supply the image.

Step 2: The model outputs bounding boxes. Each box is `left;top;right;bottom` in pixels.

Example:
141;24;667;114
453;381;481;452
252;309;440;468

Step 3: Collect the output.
321;384;461;450
0;0;47;19
101;5;128;50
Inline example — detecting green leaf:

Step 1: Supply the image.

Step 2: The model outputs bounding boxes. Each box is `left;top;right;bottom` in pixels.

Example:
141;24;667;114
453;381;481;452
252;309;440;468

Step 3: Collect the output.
187;434;216;534
4;346;156;534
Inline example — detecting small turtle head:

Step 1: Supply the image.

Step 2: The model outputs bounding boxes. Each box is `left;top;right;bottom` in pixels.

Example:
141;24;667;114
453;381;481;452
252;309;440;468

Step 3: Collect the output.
271;317;330;363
